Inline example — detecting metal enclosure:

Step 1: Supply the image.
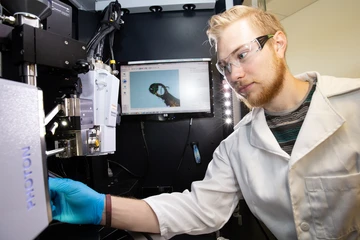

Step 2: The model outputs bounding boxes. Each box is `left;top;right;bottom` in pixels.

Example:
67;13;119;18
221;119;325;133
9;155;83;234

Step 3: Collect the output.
0;78;52;240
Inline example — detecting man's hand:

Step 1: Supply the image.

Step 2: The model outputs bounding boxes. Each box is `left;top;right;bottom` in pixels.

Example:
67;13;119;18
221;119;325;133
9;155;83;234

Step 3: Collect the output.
49;178;105;225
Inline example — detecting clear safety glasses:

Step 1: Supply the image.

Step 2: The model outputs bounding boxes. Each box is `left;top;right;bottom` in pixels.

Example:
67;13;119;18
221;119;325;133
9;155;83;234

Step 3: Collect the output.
216;34;274;76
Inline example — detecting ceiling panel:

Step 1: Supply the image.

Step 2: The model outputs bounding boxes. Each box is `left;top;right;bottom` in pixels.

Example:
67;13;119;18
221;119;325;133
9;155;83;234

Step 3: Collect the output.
242;0;318;20
266;0;318;18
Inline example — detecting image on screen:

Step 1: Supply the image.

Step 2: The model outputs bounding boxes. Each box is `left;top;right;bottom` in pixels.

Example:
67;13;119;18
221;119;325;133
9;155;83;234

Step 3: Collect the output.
120;59;213;121
129;70;180;108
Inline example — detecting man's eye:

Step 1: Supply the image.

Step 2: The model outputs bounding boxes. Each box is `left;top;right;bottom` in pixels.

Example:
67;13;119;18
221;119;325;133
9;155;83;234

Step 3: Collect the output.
218;63;226;69
237;51;248;60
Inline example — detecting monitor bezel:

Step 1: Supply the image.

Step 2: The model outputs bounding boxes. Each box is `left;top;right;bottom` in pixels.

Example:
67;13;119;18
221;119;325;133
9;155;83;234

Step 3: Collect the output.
118;58;215;122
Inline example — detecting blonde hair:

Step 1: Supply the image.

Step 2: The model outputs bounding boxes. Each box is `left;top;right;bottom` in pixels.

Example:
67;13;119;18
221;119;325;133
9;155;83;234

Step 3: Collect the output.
207;5;286;50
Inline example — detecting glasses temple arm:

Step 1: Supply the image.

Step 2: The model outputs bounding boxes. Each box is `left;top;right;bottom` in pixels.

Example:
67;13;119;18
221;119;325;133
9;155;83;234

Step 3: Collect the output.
257;34;274;50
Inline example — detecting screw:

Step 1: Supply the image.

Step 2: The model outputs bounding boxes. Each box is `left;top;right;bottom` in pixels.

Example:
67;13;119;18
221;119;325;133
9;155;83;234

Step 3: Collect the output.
65;61;69;65
82;46;86;50
64;41;68;45
20;49;24;55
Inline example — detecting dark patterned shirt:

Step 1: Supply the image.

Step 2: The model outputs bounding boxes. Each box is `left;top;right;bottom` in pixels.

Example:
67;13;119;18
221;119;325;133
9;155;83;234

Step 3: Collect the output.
265;82;316;155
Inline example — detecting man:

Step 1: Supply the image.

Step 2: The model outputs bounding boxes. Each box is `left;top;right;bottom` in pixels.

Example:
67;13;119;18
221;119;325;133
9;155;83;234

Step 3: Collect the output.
49;5;360;240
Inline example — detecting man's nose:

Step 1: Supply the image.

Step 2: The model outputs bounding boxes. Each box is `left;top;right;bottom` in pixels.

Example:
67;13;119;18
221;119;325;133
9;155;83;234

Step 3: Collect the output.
227;63;245;83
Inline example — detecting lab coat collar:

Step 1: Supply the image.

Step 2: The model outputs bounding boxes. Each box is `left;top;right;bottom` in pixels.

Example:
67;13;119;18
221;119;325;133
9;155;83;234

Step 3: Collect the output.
234;108;290;159
296;71;360;98
250;108;290;159
289;72;360;165
234;71;360;164
288;83;345;166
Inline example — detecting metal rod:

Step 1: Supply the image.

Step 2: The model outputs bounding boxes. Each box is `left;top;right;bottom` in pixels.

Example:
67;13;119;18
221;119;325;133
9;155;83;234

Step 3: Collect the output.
45;148;65;157
20;63;38;86
45;104;62;126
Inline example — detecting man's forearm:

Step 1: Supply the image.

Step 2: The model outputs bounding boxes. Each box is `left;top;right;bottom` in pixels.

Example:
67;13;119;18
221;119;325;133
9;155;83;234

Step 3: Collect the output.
100;196;161;233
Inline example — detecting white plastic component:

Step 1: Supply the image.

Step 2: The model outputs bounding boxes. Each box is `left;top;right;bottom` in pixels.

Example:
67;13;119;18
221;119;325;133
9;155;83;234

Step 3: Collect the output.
100;125;116;153
80;68;119;155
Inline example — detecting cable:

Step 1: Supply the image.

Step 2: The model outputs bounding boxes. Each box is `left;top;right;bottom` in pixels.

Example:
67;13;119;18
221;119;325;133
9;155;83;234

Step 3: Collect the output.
87;27;114;60
95;38;106;59
142;233;154;240
48;221;66;227
108;31;116;70
85;157;92;183
59;159;68;177
86;29;102;49
106;122;150;195
48;170;63;178
139;121;150;178
140;121;150;158
108;122;150;179
175;118;193;173
171;118;193;188
54;159;67;178
86;1;123;62
100;228;119;239
108;159;143;178
115;179;139;196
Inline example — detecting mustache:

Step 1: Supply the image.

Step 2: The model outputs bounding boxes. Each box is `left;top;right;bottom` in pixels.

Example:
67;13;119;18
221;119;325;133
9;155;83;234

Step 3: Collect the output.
228;81;252;91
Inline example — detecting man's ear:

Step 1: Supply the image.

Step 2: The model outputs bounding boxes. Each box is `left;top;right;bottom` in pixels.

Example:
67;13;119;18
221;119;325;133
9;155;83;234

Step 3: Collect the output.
272;31;287;58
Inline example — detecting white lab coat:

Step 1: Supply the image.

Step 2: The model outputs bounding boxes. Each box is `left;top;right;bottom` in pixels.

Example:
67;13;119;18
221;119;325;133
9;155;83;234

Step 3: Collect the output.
144;72;360;240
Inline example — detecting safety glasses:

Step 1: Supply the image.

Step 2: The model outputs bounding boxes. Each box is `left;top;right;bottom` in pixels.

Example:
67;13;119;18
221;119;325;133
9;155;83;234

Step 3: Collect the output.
216;34;274;76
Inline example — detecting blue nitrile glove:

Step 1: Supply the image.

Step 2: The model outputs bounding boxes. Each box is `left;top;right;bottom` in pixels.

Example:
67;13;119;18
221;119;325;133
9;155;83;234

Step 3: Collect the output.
49;177;105;225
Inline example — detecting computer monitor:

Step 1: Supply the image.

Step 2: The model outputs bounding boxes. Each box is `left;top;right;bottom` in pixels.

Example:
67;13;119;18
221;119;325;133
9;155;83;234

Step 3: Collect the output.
119;58;214;121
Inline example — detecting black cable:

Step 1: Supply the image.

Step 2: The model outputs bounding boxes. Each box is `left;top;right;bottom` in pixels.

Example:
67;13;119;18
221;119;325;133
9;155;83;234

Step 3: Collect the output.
48;170;63;178
86;29;102;49
115;179;139;196
87;27;114;60
95;38;106;59
86;1;123;61
137;121;150;182
59;159;67;177
55;159;67;177
89;5;110;48
108;31;116;70
48;221;66;227
107;121;151;181
85;157;92;184
140;121;150;159
86;6;110;51
109;31;115;57
175;118;193;173
108;159;143;178
101;228;119;239
86;9;109;50
171;118;193;189
142;233;154;240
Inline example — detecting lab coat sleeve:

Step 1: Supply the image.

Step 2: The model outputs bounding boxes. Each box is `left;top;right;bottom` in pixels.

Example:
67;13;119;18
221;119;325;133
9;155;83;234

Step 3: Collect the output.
144;141;242;239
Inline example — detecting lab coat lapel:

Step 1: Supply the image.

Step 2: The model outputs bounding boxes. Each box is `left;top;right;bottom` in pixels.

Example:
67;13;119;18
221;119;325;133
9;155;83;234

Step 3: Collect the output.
289;88;345;166
249;108;289;158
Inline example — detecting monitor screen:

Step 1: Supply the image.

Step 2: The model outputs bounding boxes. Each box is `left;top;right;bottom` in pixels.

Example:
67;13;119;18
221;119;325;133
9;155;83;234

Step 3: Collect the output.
119;58;214;121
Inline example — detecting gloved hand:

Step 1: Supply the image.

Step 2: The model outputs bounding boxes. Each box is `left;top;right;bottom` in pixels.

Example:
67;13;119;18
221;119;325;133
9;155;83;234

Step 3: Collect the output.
49;177;105;225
